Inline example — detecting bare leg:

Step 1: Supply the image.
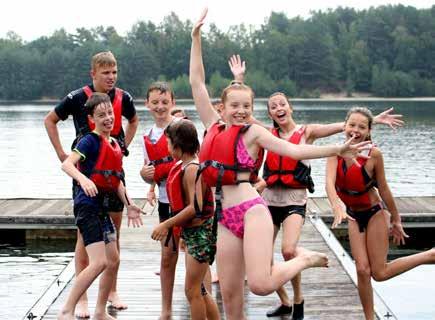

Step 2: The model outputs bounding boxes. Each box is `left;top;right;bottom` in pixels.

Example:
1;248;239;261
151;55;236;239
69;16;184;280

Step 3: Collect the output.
107;211;127;310
217;224;246;320
244;206;328;296
159;234;180;319
367;210;435;281
94;241;119;320
281;215;305;304
203;266;212;294
184;254;219;320
58;242;107;320
348;219;374;320
74;230;90;319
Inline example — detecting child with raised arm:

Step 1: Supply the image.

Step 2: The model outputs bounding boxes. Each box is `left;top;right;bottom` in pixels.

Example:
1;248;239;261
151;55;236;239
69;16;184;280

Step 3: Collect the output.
139;82;179;319
58;93;142;320
253;92;403;319
190;9;371;320
325;107;435;320
151;119;220;320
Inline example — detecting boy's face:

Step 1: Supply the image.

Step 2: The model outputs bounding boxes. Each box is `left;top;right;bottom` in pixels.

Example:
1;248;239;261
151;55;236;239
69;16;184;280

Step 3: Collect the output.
146;90;174;122
89;103;114;134
91;64;118;93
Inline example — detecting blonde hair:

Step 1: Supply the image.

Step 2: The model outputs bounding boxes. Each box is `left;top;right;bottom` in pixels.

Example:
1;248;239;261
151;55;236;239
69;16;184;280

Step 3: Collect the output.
91;51;117;70
221;82;254;106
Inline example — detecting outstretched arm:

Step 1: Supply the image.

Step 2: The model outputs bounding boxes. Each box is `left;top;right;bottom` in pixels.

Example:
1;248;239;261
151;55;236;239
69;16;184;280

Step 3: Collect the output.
305;108;404;143
253;124;370;161
189;8;220;130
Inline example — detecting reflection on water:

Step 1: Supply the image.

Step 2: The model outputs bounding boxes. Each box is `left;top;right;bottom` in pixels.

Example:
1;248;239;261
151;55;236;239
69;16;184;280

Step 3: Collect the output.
0;100;434;198
0;240;74;320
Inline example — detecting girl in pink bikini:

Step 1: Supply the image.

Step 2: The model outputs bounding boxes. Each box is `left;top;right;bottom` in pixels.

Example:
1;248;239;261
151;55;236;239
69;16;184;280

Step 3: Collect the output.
190;9;371;320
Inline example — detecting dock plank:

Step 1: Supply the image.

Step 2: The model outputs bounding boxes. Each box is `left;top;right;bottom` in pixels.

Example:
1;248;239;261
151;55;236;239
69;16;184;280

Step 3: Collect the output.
40;216;366;319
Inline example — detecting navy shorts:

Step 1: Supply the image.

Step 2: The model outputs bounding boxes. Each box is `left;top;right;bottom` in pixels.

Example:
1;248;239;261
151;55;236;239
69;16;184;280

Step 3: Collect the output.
269;204;306;228
74;203;117;247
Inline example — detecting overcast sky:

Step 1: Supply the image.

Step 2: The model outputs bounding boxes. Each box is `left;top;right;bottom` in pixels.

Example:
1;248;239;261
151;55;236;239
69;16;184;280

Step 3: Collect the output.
2;0;433;41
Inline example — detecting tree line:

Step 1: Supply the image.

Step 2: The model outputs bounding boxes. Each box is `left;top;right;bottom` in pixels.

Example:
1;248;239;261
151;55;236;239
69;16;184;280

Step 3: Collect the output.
1;4;435;100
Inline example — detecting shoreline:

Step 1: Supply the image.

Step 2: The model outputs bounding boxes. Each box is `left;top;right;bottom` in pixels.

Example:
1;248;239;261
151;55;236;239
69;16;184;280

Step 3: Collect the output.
1;96;435;105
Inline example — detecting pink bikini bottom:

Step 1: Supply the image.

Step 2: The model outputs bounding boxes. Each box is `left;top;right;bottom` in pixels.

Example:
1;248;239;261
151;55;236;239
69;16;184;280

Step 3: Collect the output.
219;197;270;238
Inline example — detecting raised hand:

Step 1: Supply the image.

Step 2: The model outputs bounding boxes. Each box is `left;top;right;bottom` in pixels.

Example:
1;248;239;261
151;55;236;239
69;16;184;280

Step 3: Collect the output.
191;8;208;38
338;136;372;165
374;107;404;130
228;54;246;82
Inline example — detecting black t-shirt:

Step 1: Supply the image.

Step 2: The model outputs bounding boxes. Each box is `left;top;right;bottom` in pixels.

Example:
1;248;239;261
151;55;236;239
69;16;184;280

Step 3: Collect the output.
54;84;136;151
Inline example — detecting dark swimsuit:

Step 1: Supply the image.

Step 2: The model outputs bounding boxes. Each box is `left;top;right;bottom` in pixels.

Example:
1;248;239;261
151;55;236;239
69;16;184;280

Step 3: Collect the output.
346;203;383;233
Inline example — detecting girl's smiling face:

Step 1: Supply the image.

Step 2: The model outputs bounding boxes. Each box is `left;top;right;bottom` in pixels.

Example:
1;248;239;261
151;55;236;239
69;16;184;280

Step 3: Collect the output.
344;112;371;143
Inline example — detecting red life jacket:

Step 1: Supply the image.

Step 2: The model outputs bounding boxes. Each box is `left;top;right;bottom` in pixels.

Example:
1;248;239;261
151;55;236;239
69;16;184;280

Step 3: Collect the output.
335;150;377;208
166;161;214;219
263;126;311;190
199;123;263;187
143;131;175;184
198;123;264;216
86;133;124;192
83;86;123;136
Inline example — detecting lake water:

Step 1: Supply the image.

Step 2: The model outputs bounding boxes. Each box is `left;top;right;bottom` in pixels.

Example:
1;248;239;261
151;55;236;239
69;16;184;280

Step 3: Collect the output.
0;100;434;319
0;100;434;198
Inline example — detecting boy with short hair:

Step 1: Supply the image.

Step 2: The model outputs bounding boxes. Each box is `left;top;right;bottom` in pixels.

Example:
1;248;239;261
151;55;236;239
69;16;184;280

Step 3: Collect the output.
58;93;142;320
44;51;138;315
140;81;179;320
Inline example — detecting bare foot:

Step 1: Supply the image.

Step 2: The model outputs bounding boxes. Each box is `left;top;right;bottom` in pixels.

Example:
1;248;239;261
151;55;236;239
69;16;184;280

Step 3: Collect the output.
93;311;116;320
108;291;128;310
75;300;90;318
57;309;75;320
297;247;329;268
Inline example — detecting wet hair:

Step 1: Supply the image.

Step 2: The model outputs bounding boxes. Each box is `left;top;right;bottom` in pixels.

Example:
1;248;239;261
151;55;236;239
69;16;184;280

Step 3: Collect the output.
170;108;186;117
146;81;174;101
267;92;293;128
345;106;374;141
164;119;199;155
84;92;111;116
221;82;254;107
91;51;117;70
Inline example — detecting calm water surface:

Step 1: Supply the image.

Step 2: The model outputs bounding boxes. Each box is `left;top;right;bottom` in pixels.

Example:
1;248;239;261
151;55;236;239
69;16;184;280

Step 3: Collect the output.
0;100;434;319
0;241;74;320
0;100;434;198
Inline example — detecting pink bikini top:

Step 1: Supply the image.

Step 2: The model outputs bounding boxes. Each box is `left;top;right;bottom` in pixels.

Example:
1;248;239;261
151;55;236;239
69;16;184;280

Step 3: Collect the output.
236;137;258;169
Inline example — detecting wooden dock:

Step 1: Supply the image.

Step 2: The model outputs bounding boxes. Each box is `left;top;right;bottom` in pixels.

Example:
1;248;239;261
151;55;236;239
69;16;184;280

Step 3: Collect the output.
5;196;433;319
35;216;368;320
1;197;434;232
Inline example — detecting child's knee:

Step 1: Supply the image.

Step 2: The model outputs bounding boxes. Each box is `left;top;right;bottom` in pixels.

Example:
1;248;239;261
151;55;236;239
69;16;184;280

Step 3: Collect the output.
184;284;202;302
281;245;297;261
356;262;371;279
